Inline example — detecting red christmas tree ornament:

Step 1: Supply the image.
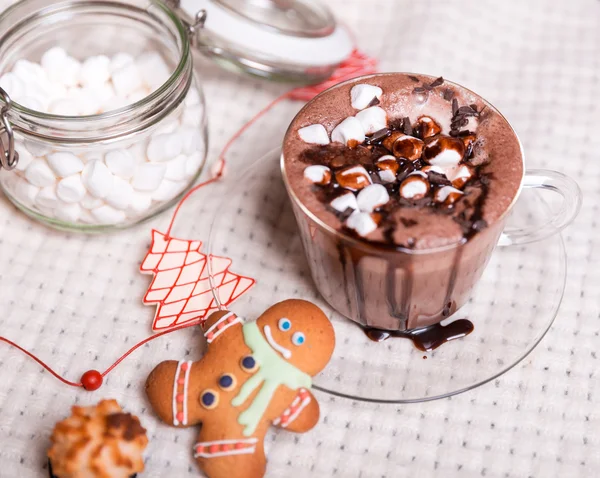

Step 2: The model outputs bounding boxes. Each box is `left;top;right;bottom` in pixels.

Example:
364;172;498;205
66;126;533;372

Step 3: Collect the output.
140;230;255;331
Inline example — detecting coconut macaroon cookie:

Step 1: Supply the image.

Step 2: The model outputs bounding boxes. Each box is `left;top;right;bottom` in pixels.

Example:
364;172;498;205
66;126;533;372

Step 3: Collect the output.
282;73;523;250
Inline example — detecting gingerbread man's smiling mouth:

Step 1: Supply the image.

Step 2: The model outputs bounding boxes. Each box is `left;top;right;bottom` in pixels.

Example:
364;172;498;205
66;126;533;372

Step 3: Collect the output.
263;325;292;359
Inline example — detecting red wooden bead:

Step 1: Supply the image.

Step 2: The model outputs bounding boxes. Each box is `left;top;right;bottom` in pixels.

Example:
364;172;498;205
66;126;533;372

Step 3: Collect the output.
177;378;185;385
176;394;184;403
221;444;233;451
196;445;205;453
81;370;103;391
176;412;184;422
181;362;189;371
209;444;219;453
234;442;245;450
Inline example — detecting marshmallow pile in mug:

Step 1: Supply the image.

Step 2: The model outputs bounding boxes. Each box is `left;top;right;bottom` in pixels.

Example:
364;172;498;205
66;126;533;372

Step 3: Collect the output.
0;49;204;225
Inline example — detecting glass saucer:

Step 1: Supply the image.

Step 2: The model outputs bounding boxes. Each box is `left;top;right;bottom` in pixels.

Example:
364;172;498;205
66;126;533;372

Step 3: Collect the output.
207;150;566;403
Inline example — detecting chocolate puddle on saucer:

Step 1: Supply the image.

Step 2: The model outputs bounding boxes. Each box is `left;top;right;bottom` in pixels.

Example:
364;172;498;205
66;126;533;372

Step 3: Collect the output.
363;319;474;351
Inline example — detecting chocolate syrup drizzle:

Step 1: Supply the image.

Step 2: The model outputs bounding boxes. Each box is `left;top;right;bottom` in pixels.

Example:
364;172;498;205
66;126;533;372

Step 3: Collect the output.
300;78;487;349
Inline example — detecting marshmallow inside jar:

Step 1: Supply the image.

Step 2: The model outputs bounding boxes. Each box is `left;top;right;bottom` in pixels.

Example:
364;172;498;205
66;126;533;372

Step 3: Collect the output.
0;0;208;231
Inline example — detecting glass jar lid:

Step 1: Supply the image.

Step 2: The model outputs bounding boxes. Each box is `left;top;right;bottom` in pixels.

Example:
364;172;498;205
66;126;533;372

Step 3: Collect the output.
170;0;353;84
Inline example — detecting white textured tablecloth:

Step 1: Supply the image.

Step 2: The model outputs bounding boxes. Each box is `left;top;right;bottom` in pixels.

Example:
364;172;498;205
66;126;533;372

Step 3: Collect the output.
0;0;598;477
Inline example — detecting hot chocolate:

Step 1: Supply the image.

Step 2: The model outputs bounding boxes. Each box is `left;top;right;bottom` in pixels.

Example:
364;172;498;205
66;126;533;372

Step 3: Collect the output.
281;73;524;333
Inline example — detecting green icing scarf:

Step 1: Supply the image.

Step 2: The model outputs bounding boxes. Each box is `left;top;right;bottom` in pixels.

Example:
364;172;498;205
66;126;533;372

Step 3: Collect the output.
231;321;312;436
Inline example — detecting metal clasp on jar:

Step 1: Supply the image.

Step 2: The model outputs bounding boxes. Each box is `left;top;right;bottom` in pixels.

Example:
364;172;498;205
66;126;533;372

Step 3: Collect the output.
0;87;18;170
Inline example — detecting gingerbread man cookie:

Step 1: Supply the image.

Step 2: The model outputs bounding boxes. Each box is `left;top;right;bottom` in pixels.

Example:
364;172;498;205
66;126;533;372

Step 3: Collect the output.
146;299;335;478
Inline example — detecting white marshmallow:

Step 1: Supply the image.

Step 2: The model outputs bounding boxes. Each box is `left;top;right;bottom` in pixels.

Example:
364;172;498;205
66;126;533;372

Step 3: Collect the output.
127;89;148;103
47;152;84;177
102;95;130;112
35;186;59;209
429;149;463;168
92;204;126;224
81;193;104;209
79;208;96;224
0;72;24;99
147;133;183;162
127;192;153;215
346;211;378;237
165;154;189;181
49;98;80;116
110;53;134;73
155;119;179;135
132;163;166;191
350;84;383;110
151;179;184;201
128;141;149;163
331;116;365;146
12;60;47;84
180;127;203;155
24;140;51;157
13;177;40;206
18;96;45;112
136;52;171;91
185;87;201;107
447;164;473;182
378;169;396;183
355;106;387;135
56;175;86;203
356;184;390;212
409;170;428;178
82;151;104;163
25;159;56;187
303;165;331;185
298;124;330;145
422;165;446;175
400;177;429;199
185;153;204;177
112;63;143;97
105;176;134;209
41;47;67;71
435;185;464;203
75;88;102;116
54;56;82;88
181;104;203;127
80;55;111;87
105;149;136;179
55;202;81;223
82;160;114;198
14;147;34;172
330;192;359;213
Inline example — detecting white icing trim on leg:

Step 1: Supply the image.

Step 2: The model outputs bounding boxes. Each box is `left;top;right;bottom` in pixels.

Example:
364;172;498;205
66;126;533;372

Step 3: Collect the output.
182;360;192;426
172;361;183;426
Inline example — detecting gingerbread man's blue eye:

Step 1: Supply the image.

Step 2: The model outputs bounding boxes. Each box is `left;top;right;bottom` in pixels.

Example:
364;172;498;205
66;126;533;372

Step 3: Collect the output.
292;332;305;346
278;318;292;332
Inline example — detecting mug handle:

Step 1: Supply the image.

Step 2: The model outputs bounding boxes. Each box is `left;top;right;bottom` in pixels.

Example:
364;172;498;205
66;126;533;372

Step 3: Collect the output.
498;169;582;246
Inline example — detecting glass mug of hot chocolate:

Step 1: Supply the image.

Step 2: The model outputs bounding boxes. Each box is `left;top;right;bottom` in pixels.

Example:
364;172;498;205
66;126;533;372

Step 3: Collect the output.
281;73;580;334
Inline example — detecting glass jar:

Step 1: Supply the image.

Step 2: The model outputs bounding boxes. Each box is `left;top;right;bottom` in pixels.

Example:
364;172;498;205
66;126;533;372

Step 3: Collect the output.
0;0;207;231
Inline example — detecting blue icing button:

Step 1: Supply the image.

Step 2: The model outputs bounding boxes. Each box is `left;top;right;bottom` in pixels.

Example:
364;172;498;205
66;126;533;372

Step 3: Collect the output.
200;390;219;409
218;374;235;390
241;355;257;372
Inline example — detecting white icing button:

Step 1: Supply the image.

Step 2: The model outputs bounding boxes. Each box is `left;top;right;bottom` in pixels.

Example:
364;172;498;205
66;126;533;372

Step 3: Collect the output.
346;211;377;236
350;84;383;110
132;163;166;191
55;202;81;223
25;159;56;187
105;149;136;179
330;192;359;213
303;165;331;185
298;124;330;145
105;176;134;210
356;184;390;212
331;116;365;146
355;106;387;135
147;133;183;162
165;154;189;181
46;152;84;177
81;160;115;199
92;204;126;224
56;175;86;203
